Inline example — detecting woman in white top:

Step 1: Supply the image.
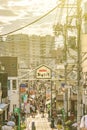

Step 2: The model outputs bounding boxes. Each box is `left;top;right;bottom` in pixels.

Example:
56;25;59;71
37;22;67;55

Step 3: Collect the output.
80;115;87;130
1;125;14;130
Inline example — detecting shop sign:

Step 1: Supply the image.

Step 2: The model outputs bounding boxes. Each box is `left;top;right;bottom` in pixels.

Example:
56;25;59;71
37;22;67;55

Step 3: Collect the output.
14;108;20;114
36;65;51;79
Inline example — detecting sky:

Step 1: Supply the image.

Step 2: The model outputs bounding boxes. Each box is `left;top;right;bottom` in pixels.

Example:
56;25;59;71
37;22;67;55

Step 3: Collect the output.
0;0;86;36
0;0;59;36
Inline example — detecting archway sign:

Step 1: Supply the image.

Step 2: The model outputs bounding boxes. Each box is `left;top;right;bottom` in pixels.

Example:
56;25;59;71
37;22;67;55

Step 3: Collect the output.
35;64;52;79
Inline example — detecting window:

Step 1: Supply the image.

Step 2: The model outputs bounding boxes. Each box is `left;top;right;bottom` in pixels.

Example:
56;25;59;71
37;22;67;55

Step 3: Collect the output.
12;80;16;90
13;104;17;112
7;80;10;90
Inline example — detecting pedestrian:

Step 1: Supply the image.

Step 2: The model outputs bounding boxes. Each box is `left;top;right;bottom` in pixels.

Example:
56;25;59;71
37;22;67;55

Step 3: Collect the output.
8;112;11;121
31;121;36;130
48;110;50;119
41;106;45;118
57;118;63;130
70;112;74;122
51;117;55;128
14;113;19;126
10;113;15;122
1;125;14;130
25;101;31;117
30;104;35;117
27;121;31;130
80;114;87;130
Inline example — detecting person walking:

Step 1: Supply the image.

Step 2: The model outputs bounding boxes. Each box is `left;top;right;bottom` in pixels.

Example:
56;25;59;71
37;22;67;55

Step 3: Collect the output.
80;114;87;130
31;121;36;130
1;125;13;130
57;118;63;130
14;113;19;130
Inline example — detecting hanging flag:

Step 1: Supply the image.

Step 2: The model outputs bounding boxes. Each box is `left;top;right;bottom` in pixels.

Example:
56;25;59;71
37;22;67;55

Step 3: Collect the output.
61;83;66;92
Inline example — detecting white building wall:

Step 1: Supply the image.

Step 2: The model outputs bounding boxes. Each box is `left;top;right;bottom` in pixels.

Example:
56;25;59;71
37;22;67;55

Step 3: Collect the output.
8;77;19;112
81;34;87;72
82;2;87;34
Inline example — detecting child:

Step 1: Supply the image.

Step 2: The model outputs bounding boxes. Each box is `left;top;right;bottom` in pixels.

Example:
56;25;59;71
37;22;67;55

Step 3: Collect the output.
57;118;63;130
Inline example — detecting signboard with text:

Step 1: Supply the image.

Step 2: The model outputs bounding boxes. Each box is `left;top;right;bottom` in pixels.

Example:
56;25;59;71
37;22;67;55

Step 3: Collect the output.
20;83;27;93
14;108;20;114
36;65;51;79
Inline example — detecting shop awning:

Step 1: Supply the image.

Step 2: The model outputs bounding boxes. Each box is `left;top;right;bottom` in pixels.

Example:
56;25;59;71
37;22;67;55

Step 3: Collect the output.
46;95;56;105
0;103;8;110
0;108;3;114
46;100;51;105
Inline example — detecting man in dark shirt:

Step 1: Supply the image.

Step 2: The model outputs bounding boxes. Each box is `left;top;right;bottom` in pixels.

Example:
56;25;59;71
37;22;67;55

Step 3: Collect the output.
14;113;19;126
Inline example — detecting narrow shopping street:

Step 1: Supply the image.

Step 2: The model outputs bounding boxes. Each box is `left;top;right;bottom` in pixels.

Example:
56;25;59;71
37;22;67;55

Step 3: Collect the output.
25;112;57;130
0;1;87;130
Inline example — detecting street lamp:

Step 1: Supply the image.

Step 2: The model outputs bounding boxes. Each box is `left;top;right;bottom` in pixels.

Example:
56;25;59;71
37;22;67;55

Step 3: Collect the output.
50;80;55;128
0;82;2;103
0;108;3;129
76;0;82;125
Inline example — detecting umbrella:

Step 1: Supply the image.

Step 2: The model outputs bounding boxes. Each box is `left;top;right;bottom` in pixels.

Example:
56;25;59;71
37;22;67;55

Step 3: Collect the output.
65;120;72;125
7;121;15;127
72;122;78;127
30;95;35;99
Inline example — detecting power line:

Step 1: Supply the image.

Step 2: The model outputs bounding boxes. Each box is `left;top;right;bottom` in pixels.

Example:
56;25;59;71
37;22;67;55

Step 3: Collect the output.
0;4;59;37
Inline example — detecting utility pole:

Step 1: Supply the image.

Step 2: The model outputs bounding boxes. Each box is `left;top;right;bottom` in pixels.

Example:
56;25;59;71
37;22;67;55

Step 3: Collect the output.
76;0;82;127
63;0;69;120
53;0;82;123
63;25;68;120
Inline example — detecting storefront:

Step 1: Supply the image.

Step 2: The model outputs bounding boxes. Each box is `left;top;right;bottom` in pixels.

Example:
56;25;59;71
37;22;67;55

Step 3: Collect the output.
0;108;3;129
70;94;77;118
56;95;64;112
0;103;8;124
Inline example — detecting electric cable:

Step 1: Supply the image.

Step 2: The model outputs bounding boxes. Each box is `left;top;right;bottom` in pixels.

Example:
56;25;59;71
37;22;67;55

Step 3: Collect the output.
0;4;59;37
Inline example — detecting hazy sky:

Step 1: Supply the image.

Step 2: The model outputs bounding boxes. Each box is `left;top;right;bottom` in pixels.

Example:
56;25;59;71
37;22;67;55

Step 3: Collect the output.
0;0;86;36
0;0;58;36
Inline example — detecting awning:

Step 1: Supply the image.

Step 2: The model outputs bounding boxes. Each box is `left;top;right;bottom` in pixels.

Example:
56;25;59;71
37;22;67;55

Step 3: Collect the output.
46;100;51;105
0;108;3;114
0;103;8;110
46;95;56;105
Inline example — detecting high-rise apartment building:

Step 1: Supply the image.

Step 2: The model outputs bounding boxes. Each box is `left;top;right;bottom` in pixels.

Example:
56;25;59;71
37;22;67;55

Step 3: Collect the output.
6;34;29;68
28;35;41;67
40;35;55;65
0;37;7;56
29;35;55;67
0;34;55;69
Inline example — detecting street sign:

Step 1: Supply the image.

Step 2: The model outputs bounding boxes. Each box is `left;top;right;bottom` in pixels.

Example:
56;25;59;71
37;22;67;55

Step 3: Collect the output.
14;108;20;114
61;108;66;121
20;83;27;93
14;108;20;130
36;65;51;79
